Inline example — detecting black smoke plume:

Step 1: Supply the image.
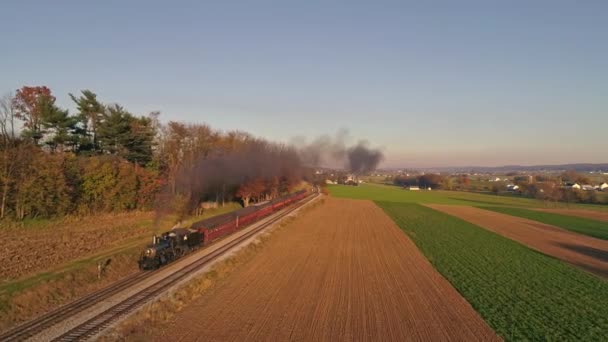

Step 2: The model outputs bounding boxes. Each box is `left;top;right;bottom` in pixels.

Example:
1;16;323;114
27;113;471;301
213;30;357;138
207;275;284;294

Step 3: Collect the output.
346;141;384;174
294;130;384;174
156;139;305;223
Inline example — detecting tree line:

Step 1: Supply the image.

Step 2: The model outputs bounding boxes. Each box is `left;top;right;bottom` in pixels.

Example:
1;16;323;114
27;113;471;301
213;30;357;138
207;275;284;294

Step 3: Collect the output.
391;171;605;204
0;86;308;221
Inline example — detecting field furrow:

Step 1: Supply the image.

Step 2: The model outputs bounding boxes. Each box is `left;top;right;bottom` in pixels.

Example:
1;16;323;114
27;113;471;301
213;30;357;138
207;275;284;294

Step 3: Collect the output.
156;198;498;341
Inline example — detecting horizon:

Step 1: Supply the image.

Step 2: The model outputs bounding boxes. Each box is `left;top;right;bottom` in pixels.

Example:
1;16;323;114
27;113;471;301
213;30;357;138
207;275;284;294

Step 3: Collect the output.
1;1;607;168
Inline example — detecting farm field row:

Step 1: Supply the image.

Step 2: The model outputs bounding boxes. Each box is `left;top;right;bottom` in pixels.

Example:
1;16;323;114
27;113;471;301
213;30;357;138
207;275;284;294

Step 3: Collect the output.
480;206;608;240
429;204;608;278
378;202;608;340
155;198;498;341
329;183;608;211
536;208;608;222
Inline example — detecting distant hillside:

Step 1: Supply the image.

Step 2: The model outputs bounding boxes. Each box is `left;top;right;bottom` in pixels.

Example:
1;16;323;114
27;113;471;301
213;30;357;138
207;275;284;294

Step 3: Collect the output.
414;163;608;174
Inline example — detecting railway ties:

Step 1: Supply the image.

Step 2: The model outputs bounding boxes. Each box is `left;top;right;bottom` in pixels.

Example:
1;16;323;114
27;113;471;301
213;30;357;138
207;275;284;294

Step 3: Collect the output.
2;193;318;342
0;271;151;342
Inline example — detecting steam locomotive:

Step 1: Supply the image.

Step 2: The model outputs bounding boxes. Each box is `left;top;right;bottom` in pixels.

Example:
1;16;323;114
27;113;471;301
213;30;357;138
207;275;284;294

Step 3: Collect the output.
138;190;308;270
138;228;202;270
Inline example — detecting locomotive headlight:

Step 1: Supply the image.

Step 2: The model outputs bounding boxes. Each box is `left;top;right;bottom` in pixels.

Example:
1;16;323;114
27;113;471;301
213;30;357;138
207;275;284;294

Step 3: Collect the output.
146;248;156;257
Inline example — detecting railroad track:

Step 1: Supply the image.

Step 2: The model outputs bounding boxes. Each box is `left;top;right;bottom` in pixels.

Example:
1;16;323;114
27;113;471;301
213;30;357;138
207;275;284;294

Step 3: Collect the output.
0;193;317;342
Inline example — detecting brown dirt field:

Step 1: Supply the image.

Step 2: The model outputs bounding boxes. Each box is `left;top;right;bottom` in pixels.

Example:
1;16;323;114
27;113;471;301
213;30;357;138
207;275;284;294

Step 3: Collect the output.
155;198;498;342
534;208;608;222
427;205;608;278
0;212;153;281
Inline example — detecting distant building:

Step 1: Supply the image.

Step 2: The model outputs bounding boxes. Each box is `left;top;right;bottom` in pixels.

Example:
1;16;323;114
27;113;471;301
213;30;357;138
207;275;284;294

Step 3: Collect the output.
601;183;608;191
581;185;595;191
408;186;420;191
506;184;520;191
563;182;581;189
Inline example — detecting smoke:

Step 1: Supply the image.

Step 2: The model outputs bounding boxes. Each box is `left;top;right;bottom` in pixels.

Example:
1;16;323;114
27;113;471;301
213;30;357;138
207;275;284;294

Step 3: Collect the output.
293;129;384;174
156;130;383;224
156;139;305;223
346;141;384;174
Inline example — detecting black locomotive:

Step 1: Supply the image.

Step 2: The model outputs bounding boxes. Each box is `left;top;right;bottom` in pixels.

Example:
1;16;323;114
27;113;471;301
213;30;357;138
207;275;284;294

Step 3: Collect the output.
138;228;202;270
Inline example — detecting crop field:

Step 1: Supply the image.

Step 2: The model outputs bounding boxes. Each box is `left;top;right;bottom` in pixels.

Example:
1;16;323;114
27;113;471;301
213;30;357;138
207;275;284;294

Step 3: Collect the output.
429;204;608;278
535;208;608;222
155;198;498;341
330;184;541;206
330;183;608;211
480;206;608;240
0;204;240;330
377;202;608;340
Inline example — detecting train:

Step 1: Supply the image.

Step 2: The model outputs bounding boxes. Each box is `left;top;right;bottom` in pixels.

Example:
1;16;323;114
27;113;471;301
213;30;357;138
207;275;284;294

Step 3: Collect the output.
138;189;308;270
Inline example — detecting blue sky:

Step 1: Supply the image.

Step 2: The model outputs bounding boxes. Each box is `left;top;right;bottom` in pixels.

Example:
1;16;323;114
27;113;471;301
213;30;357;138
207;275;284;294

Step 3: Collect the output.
1;1;606;167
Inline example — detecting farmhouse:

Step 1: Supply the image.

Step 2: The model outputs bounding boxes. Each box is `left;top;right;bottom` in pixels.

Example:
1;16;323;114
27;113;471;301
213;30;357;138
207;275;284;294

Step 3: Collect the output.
581;185;595;191
408;186;420;191
601;183;608;191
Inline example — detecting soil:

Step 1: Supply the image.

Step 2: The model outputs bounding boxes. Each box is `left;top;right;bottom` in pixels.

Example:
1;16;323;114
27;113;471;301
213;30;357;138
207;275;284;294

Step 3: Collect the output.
0;212;153;281
534;208;608;222
155;198;498;341
427;205;608;278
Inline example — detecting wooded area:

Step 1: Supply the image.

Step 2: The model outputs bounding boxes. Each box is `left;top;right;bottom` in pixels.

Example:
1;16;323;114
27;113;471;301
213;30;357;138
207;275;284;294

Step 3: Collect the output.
0;86;308;221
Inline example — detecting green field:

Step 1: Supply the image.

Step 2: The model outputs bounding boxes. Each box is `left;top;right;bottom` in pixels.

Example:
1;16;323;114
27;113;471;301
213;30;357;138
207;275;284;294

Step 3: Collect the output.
328;184;608;340
378;202;608;341
480;206;608;240
329;183;608;211
329;183;540;206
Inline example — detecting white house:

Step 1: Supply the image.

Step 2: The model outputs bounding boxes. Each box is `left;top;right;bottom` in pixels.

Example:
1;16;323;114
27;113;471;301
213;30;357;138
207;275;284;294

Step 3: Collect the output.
601;183;608;191
408;186;420;191
581;185;595;191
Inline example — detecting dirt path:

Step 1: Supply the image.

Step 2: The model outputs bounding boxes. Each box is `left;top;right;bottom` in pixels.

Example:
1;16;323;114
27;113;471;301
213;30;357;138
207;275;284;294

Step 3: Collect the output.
428;205;608;278
534;208;608;222
156;198;498;342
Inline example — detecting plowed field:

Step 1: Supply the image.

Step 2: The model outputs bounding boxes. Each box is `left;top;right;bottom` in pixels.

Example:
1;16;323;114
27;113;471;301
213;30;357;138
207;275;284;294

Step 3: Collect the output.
535;208;608;222
156;198;498;341
428;205;608;278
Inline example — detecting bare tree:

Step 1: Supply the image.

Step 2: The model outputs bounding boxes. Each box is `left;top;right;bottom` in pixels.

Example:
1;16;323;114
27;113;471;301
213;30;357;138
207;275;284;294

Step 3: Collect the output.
0;93;16;143
0;93;18;218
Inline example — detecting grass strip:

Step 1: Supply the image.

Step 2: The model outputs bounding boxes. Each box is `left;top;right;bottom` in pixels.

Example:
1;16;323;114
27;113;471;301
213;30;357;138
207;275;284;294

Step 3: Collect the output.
480;206;608;240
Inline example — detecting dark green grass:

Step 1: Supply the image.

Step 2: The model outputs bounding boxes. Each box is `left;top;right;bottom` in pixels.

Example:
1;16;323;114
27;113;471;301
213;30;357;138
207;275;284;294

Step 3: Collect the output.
480;206;608;240
377;202;608;341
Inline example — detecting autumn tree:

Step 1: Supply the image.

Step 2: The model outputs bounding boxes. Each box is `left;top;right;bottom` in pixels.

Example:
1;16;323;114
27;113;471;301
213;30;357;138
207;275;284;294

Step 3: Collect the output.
560;170;590;185
458;175;470;188
12;86;54;144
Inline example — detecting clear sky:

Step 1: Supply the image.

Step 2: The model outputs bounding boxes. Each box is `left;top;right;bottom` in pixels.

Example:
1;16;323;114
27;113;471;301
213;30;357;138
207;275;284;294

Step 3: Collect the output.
1;1;606;167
